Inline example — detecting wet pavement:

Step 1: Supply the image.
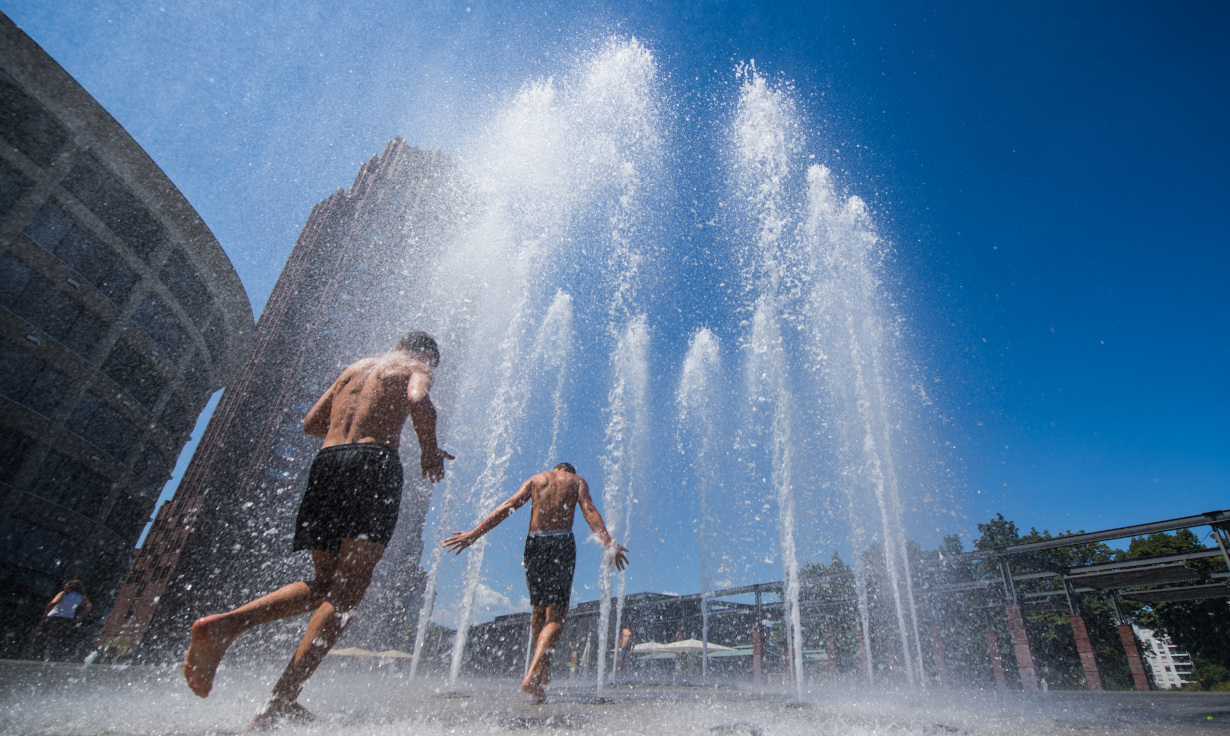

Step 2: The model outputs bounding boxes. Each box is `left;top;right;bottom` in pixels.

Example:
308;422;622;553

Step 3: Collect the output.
1;659;1228;735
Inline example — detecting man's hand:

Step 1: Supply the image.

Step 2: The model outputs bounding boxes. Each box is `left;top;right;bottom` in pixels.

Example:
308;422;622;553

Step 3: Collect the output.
609;543;630;572
442;530;476;554
421;448;455;483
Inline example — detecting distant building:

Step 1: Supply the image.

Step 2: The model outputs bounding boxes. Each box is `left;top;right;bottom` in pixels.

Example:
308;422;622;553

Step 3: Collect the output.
0;13;254;659
1134;625;1193;689
104;139;463;662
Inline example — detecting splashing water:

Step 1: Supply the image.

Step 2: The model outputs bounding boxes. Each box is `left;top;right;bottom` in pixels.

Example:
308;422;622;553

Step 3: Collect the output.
731;70;806;699
597;315;651;693
397;37;664;685
394;40;925;698
800;163;919;684
535;291;575;464
677;328;723;677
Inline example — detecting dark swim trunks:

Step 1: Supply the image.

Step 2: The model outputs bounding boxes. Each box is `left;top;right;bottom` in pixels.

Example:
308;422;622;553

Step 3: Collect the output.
523;531;576;609
293;443;402;554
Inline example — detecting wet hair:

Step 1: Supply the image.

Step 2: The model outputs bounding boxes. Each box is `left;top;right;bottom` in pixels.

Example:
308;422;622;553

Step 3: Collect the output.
63;580;84;594
554;462;576;474
396;331;439;367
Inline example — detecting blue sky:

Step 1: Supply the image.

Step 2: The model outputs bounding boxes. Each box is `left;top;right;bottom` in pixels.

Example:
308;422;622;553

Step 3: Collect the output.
5;2;1228;607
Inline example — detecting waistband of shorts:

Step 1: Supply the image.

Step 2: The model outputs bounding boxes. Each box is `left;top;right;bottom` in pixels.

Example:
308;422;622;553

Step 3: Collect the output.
316;442;399;457
527;529;574;539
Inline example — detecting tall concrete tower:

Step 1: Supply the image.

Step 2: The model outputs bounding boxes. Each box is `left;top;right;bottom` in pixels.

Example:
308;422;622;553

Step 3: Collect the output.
101;139;465;660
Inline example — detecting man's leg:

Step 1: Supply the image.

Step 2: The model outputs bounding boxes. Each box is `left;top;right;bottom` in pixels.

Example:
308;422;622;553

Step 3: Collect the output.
184;550;338;697
256;538;383;725
527;606;546;676
522;604;566;702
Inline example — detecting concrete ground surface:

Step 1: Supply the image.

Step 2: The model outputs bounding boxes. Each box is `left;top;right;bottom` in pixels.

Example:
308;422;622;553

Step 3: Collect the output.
1;659;1228;735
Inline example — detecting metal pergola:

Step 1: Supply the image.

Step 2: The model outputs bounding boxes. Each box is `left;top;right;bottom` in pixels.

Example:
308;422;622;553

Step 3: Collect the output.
462;509;1229;688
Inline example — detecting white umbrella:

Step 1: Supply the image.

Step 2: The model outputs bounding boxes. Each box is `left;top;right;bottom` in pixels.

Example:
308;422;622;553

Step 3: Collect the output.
655;638;735;654
631;641;669;654
375;649;414;659
327;647;377;658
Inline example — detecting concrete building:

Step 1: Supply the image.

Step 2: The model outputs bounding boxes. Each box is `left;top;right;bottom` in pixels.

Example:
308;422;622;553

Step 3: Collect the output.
104;139;464;662
1134;625;1193;689
0;13;254;658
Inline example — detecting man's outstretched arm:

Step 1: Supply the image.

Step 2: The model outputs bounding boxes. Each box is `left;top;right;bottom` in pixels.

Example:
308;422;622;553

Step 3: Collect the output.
577;478;629;571
442;478;534;554
407;369;453;482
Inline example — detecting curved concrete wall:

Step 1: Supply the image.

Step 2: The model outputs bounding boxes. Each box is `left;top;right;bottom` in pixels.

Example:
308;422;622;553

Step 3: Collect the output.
0;13;254;656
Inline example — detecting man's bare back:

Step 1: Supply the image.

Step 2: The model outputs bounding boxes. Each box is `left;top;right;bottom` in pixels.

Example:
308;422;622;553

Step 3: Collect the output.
526;469;583;533
304;353;452;480
182;332;452;727
442;468;627;559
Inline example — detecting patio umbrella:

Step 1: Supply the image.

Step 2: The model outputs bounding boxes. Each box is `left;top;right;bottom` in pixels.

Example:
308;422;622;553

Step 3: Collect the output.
327;647;376;658
375;649;414;659
655;639;735;654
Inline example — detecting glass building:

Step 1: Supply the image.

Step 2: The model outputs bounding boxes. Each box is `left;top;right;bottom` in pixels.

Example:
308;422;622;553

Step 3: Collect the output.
0;13;254;658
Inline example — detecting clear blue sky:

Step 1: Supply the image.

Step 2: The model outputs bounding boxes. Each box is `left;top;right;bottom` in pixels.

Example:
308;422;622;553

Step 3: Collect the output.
5;2;1227;610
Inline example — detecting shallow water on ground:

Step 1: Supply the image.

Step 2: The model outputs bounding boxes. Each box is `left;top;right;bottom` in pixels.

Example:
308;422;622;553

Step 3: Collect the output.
1;660;1227;736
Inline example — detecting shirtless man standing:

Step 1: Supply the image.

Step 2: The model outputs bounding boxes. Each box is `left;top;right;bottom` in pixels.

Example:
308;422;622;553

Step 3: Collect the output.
183;332;453;728
444;463;627;703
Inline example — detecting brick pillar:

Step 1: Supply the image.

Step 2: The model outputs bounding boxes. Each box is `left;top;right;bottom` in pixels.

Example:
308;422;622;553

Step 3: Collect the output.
751;623;762;681
825;631;838;675
1069;614;1103;690
987;629;1007;689
930;625;948;686
1117;624;1150;691
1005;603;1038;690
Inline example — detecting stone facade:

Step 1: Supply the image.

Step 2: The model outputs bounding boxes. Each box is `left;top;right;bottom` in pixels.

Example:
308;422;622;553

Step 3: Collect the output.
0;13;253;659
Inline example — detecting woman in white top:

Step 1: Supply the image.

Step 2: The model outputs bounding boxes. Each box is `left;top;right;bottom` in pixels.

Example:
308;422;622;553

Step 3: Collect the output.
28;580;91;661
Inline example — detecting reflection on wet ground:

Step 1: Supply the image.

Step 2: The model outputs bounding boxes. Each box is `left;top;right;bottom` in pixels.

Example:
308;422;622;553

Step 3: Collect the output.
2;660;1228;735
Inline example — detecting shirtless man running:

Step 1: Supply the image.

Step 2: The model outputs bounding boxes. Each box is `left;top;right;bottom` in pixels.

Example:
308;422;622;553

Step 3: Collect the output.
444;463;627;703
183;332;453;728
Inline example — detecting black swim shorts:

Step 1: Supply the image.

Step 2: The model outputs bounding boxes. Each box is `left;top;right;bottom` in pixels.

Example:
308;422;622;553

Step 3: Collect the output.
523;531;576;609
293;443;402;554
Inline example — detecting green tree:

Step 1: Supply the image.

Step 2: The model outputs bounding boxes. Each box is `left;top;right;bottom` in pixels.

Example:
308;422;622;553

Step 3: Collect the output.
974;515;1132;690
1123;529;1230;669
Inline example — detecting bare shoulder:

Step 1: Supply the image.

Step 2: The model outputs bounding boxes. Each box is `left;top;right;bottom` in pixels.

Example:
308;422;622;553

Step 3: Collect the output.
561;471;587;494
342;357;380;377
385;354;432;379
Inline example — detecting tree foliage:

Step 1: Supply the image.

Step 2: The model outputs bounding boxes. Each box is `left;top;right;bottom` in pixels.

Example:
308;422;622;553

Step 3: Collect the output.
794;514;1228;690
1123;529;1230;668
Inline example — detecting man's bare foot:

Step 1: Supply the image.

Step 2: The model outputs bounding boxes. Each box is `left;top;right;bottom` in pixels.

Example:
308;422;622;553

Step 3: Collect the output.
251;700;315;731
183;614;238;697
521;674;546;704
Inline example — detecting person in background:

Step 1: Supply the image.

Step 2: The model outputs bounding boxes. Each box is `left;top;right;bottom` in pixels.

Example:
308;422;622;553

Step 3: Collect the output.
444;462;628;702
28;580;91;661
618;617;636;675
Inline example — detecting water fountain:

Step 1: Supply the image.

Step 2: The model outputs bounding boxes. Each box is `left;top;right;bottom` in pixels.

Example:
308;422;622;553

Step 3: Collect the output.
3;25;1224;735
1;31;1113;736
390;39;928;698
676;328;722;677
